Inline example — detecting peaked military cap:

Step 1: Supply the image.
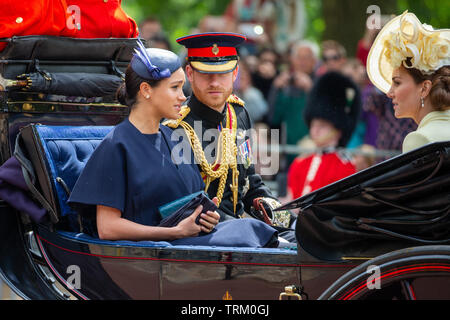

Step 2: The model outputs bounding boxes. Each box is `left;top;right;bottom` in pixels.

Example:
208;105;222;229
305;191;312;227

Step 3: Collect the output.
176;32;247;74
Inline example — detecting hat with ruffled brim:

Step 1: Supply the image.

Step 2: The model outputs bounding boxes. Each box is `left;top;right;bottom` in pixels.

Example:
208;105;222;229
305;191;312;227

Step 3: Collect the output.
367;11;450;94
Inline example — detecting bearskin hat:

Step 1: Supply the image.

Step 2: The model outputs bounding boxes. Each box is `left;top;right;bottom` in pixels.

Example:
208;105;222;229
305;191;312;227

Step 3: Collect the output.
303;71;361;147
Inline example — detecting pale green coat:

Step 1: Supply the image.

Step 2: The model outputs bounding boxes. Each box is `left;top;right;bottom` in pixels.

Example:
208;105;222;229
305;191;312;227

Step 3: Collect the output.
402;109;450;153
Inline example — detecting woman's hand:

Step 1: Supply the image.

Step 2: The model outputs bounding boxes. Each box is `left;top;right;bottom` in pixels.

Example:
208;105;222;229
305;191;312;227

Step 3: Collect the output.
175;197;220;237
175;205;203;238
198;197;220;234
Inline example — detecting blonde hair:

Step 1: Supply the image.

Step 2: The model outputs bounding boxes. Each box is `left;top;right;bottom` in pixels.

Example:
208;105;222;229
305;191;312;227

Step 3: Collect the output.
321;40;347;58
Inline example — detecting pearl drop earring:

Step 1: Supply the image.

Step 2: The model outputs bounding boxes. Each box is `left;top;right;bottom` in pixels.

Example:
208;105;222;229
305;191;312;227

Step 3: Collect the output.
146;95;150;99
421;97;425;108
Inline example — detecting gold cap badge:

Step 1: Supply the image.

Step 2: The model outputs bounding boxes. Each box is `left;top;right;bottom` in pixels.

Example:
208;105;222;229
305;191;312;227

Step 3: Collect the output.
212;44;219;56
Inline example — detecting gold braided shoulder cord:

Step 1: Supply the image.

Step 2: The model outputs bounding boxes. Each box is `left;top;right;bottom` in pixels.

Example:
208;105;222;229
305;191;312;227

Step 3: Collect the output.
179;104;240;211
165;98;244;212
178;121;238;207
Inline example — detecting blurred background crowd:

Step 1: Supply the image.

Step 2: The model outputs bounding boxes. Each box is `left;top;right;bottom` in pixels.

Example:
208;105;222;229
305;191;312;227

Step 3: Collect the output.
129;0;448;198
0;0;447;196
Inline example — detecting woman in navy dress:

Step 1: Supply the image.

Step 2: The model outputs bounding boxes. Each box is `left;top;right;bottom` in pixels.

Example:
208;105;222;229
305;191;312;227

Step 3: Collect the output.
69;43;220;241
68;42;279;247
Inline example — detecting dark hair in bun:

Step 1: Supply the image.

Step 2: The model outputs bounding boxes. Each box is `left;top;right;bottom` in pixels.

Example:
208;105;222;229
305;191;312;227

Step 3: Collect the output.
404;62;450;111
116;46;182;108
429;66;450;111
116;65;160;108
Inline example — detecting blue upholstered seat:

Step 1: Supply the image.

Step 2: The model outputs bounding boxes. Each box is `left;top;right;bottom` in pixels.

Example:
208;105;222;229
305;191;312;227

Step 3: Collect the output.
34;125;113;220
33;125;298;252
56;230;296;254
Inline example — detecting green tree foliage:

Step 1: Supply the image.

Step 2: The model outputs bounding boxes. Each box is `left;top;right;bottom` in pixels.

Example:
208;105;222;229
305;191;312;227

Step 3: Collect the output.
319;0;448;57
321;0;397;57
303;0;325;41
122;0;231;52
122;0;448;56
397;0;449;29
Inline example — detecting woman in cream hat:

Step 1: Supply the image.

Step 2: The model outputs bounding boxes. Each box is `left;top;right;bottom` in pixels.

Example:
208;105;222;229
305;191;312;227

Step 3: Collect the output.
367;11;450;153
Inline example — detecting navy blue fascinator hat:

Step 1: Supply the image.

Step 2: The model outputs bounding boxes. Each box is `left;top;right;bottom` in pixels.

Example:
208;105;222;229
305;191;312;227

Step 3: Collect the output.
131;39;181;80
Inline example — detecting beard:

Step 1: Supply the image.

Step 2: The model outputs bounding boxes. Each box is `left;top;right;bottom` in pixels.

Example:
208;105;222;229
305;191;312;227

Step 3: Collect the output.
192;83;234;112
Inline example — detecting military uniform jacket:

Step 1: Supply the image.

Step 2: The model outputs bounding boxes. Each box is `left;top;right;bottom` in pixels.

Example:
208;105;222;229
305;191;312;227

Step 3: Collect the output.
287;148;356;199
166;94;276;220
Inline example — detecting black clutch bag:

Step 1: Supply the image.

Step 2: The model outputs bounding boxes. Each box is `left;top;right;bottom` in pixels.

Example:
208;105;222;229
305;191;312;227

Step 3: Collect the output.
158;192;217;228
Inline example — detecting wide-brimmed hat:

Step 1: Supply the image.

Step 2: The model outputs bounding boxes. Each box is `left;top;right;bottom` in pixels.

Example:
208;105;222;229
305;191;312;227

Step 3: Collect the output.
177;32;247;74
367;11;450;93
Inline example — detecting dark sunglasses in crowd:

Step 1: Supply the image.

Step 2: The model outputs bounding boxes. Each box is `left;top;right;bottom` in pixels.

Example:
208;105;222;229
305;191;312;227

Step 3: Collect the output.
322;54;341;62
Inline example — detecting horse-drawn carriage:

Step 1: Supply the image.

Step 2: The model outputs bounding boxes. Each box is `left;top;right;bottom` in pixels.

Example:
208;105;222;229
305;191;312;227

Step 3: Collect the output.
0;36;449;300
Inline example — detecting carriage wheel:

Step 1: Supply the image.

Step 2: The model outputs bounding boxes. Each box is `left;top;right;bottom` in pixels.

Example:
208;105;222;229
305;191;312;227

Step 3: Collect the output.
318;246;450;300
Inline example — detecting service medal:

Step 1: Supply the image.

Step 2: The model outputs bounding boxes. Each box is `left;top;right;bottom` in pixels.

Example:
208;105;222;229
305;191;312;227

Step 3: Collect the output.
239;139;252;169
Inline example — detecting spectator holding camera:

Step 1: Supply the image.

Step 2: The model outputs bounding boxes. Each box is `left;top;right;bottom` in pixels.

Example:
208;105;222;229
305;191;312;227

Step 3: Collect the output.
316;40;347;77
251;48;280;101
268;40;319;166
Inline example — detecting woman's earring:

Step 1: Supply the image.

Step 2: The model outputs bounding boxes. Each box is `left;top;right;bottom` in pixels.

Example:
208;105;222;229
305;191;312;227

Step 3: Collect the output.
146;95;150;99
421;97;425;108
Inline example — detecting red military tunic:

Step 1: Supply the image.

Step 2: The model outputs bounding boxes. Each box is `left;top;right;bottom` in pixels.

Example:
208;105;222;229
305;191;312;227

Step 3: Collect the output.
0;0;76;51
287;150;356;199
0;0;138;51
66;0;139;39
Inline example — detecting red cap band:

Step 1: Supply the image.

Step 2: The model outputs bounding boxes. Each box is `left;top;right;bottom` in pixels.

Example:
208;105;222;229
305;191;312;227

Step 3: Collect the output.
187;46;237;58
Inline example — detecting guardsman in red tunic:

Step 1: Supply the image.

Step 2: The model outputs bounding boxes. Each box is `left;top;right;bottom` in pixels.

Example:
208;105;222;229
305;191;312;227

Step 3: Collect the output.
0;0;138;51
288;71;362;199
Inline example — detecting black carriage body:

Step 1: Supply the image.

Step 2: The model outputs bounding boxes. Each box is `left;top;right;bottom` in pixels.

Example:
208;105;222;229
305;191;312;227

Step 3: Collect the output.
0;36;449;301
0;36;134;165
11;122;356;300
0;36;128;299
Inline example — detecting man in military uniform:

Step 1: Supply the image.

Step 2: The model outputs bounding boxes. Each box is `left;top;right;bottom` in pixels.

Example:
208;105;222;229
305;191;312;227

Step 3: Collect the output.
165;32;294;236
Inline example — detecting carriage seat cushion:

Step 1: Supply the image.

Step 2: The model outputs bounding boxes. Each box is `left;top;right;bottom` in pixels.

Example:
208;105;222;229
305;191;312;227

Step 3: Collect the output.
34;125;114;220
57;231;297;254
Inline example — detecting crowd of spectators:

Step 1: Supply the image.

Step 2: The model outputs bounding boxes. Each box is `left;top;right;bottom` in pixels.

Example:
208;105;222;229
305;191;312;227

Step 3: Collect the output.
0;0;422;203
138;0;418;195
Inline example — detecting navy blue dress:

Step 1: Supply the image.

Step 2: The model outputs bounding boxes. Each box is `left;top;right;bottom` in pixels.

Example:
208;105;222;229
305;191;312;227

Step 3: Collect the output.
69;118;204;227
69;118;278;247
